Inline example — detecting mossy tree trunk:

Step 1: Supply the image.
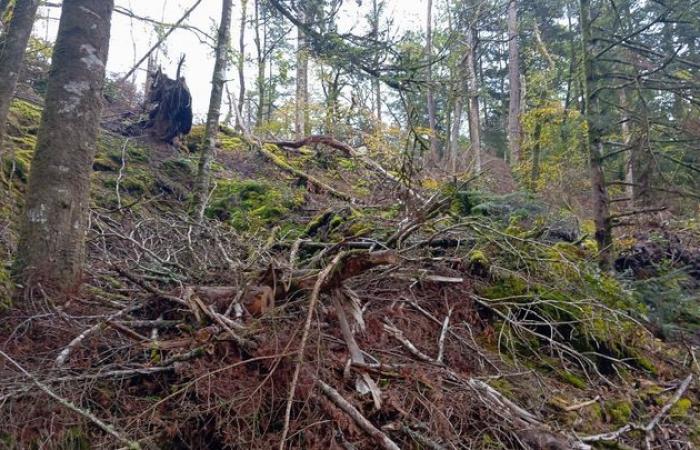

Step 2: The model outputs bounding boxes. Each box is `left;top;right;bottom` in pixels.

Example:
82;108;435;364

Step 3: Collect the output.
192;0;233;221
579;0;613;268
0;0;40;148
16;0;113;291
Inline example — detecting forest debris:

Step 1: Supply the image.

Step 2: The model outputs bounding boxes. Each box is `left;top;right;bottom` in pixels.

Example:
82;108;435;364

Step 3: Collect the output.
270;134;424;201
579;374;693;445
332;291;381;409
279;251;349;449
317;378;401;450
564;396;601;411
0;350;141;450
55;302;142;367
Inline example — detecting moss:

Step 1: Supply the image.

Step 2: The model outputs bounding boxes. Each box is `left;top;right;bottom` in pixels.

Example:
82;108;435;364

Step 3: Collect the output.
7;99;42;134
558;370;587;389
219;134;244;151
206;179;302;231
103;168;153;196
162;158;196;180
670;398;692;419
0;261;12;311
605;400;633;426
2;148;34;181
634;355;657;374
481;275;528;299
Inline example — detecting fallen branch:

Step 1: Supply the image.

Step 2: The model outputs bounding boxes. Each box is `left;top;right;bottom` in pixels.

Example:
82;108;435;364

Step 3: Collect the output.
256;144;354;201
278;252;348;450
317;378;401;450
270;135;424;201
55;303;141;367
0;350;141;449
580;374;692;445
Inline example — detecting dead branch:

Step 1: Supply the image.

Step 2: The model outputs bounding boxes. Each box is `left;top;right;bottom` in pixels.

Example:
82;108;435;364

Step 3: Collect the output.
0;350;141;449
317;378;401;450
55;303;142;367
119;0;204;83
270;135;424;201
278;251;348;450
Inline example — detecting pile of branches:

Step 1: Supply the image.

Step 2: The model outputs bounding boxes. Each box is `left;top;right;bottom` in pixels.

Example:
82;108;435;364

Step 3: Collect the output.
0;192;696;449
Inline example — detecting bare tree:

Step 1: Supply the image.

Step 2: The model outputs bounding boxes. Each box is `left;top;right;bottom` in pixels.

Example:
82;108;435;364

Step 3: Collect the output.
16;0;114;291
0;0;41;148
192;0;233;220
506;0;521;164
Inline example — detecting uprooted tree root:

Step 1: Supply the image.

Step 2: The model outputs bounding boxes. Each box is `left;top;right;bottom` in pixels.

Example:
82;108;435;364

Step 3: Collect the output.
1;195;698;449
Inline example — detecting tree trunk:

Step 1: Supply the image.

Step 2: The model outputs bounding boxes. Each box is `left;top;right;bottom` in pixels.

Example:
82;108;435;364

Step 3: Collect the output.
619;88;636;203
371;0;381;124
506;0;521;165
0;0;40;148
16;0;113;291
465;23;481;174
237;0;247;130
579;0;612;268
192;0;233;221
449;97;462;174
254;0;265;127
295;6;308;138
425;0;439;162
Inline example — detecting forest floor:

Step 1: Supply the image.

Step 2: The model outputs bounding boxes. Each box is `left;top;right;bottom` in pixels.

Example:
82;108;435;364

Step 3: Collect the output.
2;98;700;449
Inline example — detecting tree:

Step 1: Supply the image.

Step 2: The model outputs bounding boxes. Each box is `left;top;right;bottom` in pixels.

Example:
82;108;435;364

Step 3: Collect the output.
370;0;382;124
236;0;248;131
295;3;309;138
15;0;114;291
425;0;439;162
464;3;482;173
192;0;233;220
579;0;613;267
506;0;521;164
0;0;41;148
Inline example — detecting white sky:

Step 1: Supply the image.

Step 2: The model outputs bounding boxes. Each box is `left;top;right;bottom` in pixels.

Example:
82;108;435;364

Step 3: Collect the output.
36;0;425;119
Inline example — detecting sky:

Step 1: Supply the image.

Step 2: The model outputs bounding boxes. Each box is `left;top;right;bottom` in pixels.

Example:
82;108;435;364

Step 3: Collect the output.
35;0;426;119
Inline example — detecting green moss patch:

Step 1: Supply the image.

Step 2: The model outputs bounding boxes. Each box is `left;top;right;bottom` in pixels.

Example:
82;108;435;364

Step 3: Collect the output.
206;179;304;231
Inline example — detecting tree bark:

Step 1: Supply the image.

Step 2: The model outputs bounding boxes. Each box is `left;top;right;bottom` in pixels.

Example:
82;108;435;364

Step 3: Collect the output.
465;22;481;174
0;0;40;148
449;97;462;174
192;0;233;221
425;0;439;162
371;0;381;124
506;0;521;165
254;0;265;127
16;0;113;291
619;88;636;202
236;0;247;130
579;0;612;268
295;6;308;138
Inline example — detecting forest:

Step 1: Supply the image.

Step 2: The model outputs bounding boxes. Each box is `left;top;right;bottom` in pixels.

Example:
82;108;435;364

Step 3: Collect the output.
1;0;700;448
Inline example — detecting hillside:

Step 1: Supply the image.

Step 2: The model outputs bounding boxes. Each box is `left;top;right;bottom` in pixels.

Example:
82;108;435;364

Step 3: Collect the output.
2;97;700;449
